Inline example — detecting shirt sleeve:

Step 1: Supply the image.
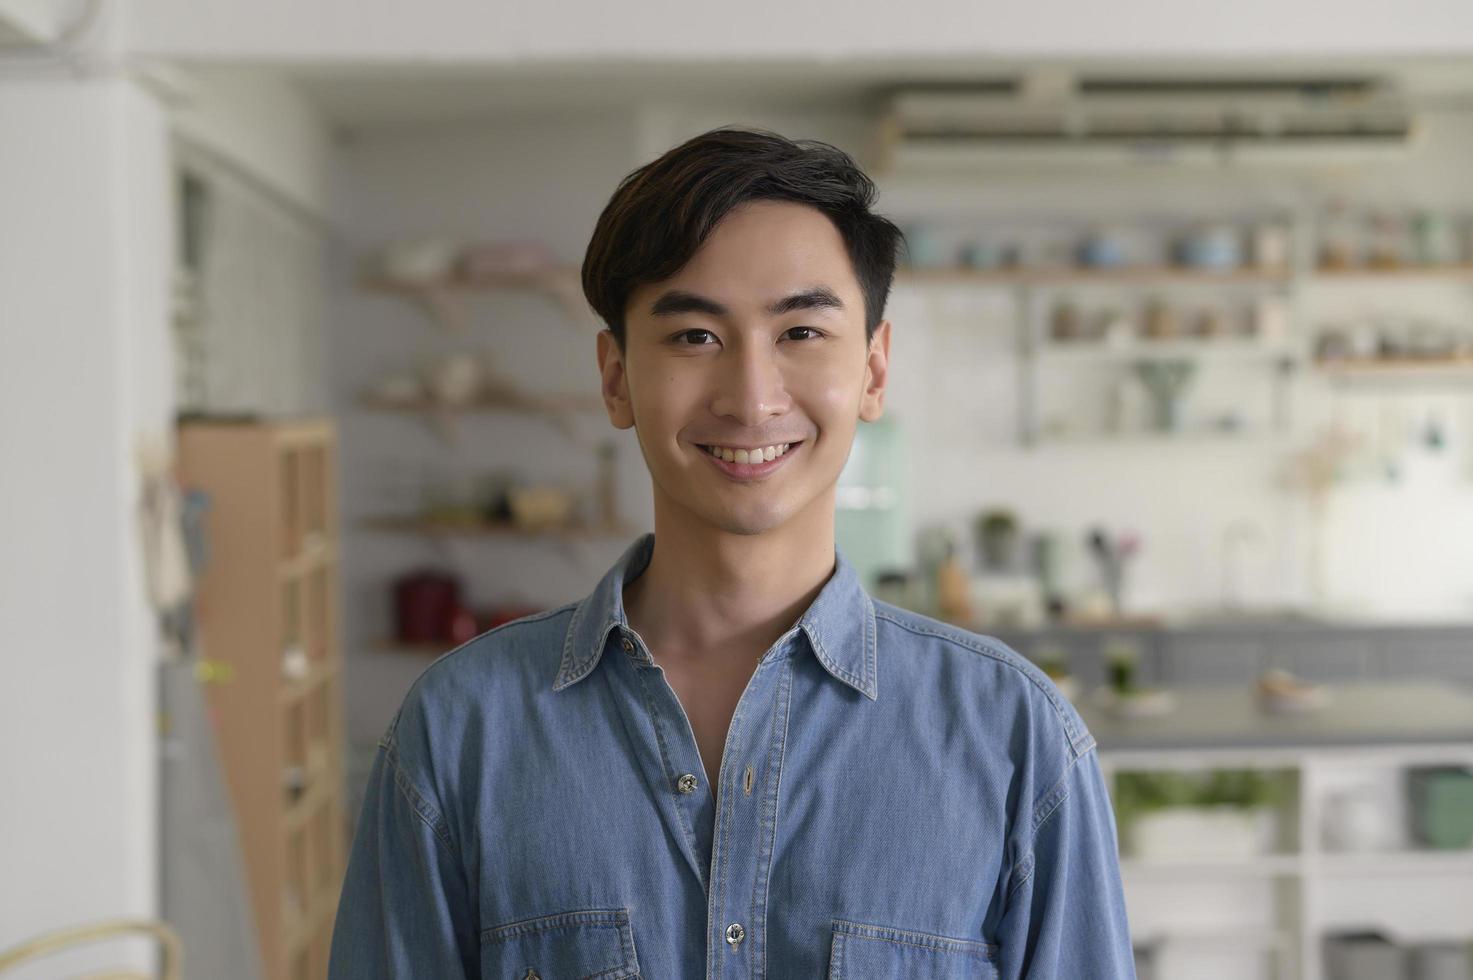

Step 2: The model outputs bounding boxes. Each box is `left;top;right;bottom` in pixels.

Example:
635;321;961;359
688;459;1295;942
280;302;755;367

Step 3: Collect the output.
993;744;1137;979
327;717;479;979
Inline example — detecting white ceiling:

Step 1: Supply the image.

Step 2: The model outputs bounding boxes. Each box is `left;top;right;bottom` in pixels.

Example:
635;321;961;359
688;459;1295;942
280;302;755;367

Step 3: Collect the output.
264;54;1473;132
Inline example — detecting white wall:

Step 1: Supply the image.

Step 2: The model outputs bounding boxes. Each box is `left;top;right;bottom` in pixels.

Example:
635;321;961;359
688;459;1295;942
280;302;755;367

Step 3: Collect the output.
0;72;172;974
126;0;1473;61
167;65;335;221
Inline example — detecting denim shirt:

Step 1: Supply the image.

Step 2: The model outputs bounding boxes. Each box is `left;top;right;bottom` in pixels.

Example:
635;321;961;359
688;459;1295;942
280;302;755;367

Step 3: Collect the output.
329;532;1135;979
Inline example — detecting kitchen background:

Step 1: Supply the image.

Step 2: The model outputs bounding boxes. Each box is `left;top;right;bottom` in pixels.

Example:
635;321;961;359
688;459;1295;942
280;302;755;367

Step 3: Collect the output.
3;2;1473;979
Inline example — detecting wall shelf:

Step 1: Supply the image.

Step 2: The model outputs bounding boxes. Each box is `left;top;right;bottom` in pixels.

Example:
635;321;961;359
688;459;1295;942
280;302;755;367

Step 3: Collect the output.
1310;263;1473;281
1312;356;1473;388
892;207;1473;448
357;388;604;443
896;265;1293;287
1037;339;1299;363
361;267;593;333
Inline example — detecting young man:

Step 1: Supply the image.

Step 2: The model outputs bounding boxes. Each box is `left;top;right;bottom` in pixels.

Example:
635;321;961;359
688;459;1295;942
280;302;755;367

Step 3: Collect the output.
330;127;1136;978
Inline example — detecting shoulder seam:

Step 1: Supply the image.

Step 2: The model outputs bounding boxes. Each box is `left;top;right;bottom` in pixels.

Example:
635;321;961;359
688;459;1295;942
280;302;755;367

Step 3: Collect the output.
414;601;579;683
1003;744;1097;901
378;733;461;858
873;608;1094;757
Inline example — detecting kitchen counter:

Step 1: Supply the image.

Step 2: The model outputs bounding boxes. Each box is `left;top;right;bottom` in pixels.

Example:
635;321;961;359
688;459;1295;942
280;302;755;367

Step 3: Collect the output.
973;610;1473;633
1076;681;1473;751
981;620;1473;691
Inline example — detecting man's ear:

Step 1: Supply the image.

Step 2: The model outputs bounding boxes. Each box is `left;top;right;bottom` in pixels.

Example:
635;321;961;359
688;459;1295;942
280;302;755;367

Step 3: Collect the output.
858;319;891;423
596;329;636;430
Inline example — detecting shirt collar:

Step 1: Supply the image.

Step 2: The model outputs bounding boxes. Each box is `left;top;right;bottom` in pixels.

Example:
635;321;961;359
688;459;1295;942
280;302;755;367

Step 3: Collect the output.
554;531;878;701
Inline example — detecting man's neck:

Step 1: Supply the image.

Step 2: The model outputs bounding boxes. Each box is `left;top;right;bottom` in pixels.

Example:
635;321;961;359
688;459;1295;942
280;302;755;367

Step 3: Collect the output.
622;513;837;668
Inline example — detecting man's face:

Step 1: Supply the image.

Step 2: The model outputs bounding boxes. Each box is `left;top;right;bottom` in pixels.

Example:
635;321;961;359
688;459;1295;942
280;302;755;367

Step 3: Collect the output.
596;199;890;540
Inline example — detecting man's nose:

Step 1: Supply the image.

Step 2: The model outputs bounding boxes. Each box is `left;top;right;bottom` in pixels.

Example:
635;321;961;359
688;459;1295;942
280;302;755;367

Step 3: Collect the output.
709;342;792;427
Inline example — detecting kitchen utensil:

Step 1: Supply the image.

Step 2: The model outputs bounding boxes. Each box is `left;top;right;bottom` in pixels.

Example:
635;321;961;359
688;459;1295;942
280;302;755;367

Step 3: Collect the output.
457;240;558;280
1092;685;1178;719
1077;227;1130;268
958;239;1005;269
1133;360;1197;431
425;353;482;406
1142;298;1178;340
370;373;424;406
1411;211;1460;266
507;485;576;529
1407;767;1473;849
1255;668;1331;714
902;224;945;268
1251;298;1289;342
1322;786;1397;851
1252;222;1290;269
1175;223;1243;270
1368;210;1409;268
393;569;463;644
378;238;460;283
1050;300;1084;342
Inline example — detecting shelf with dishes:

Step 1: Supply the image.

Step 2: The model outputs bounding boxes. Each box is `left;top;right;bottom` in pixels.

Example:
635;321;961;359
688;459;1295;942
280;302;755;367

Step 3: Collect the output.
1308;315;1473;388
360;238;589;332
1020;293;1297;446
378;568;557;659
895;202;1473;290
358;351;606;444
1311;355;1473;388
889;204;1473;446
1036;336;1298;363
896;263;1473;288
1310;261;1473;281
896;265;1293;287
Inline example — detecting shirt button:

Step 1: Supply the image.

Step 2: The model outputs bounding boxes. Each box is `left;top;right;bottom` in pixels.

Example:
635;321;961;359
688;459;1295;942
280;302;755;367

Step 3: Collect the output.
725;922;745;947
522;971;540;980
676;773;699;794
620;636;635;654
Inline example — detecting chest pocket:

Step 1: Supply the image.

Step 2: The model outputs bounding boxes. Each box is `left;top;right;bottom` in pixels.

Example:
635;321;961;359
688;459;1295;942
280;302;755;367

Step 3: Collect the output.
480;907;641;979
828;918;999;980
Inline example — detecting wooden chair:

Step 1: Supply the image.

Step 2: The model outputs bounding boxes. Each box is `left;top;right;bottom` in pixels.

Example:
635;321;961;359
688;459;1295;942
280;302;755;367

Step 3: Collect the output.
0;919;182;979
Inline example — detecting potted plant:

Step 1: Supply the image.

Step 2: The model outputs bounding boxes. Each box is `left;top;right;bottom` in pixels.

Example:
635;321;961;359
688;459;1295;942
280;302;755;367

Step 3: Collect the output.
1113;769;1287;859
974;509;1019;572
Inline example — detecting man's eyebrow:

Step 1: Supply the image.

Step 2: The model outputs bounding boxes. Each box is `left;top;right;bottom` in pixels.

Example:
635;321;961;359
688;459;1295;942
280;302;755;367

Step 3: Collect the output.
648;286;846;319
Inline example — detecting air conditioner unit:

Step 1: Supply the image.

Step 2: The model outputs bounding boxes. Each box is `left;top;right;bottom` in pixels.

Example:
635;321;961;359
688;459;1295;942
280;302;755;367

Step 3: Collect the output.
875;75;1421;173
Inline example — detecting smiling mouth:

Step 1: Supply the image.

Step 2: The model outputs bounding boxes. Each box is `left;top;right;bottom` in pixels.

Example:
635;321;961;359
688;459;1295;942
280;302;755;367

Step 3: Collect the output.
694;440;806;479
696;441;803;462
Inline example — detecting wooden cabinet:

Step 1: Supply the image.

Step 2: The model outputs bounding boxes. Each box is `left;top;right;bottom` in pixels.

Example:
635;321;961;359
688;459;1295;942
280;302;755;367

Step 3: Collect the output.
178;419;344;980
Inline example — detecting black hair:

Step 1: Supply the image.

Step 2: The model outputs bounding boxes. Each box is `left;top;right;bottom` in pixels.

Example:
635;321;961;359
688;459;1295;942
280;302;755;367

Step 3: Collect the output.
581;125;904;351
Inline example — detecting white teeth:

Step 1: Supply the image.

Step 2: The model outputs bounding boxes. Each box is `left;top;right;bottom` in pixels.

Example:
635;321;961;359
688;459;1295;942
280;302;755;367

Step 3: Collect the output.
705;442;792;464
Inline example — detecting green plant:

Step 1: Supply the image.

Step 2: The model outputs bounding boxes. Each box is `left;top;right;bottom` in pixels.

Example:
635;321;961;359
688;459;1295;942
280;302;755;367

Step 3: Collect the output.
1103;638;1141;693
1112;769;1289;829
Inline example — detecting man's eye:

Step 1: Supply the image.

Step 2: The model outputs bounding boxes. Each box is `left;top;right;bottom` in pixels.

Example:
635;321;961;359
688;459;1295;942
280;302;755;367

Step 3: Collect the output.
676;329;715;345
786;326;823;341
